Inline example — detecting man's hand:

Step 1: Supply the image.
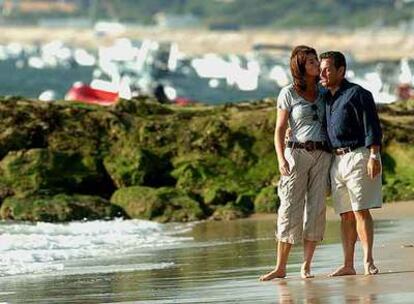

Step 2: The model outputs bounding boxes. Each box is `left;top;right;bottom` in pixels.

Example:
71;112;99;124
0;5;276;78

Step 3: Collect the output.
279;158;291;176
367;158;381;179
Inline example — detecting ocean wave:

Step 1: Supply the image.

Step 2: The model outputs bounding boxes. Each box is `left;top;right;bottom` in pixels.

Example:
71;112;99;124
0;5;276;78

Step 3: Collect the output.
0;219;192;277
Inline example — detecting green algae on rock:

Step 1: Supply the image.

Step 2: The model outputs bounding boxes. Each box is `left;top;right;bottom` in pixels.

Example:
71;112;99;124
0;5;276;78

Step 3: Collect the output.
0;96;412;222
110;186;204;222
0;194;125;222
254;186;280;213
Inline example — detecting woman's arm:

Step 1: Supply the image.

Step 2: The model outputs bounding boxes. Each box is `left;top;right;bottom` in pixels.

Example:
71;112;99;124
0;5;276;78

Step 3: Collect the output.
274;109;291;176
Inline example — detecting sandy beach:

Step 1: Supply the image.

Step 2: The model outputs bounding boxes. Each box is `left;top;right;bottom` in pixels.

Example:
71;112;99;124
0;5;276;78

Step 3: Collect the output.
2;26;414;61
0;201;412;303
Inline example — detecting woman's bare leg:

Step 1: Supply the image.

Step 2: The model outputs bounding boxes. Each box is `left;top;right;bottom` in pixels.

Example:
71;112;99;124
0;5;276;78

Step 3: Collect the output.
260;241;292;281
302;239;317;279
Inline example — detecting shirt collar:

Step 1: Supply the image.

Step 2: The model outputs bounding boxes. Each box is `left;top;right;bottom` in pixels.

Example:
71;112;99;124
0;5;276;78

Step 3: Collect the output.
327;78;350;101
336;78;351;95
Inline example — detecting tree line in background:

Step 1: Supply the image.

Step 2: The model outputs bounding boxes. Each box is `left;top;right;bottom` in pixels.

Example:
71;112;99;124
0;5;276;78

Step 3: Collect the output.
1;0;414;28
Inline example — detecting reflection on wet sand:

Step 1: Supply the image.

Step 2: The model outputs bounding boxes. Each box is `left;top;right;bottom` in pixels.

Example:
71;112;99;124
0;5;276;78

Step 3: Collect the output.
275;279;377;304
0;214;413;303
268;268;414;304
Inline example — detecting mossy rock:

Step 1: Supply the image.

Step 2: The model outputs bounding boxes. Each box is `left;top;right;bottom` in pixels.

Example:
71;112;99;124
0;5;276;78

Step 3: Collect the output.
172;160;213;190
228;141;257;166
382;142;414;201
190;118;233;153
202;186;237;206
0;126;47;159
209;204;246;220
208;192;254;220
114;98;173;116
0;194;125;222
104;147;174;188
382;177;414;202
110;186;205;222
45;107;116;156
254;186;279;213
0;148;110;197
0;97;413;223
155;188;205;222
234;193;255;213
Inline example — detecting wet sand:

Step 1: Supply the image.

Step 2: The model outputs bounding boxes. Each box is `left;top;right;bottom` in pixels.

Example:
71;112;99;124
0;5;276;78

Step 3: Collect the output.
2;26;413;61
0;201;413;303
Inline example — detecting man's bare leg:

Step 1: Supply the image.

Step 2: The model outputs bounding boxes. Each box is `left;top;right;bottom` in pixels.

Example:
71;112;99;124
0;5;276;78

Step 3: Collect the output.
354;209;379;275
329;211;357;276
302;239;316;279
260;241;292;281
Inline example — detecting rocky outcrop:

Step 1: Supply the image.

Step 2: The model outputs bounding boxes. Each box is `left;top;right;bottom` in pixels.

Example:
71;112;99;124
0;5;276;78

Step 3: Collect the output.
0;96;412;222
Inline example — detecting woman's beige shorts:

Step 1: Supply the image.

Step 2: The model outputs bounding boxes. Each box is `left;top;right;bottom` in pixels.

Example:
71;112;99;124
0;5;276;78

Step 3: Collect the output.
276;148;332;244
331;147;382;215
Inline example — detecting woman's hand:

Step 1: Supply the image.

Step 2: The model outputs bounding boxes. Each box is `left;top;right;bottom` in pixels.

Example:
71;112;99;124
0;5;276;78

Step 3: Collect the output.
279;158;291;176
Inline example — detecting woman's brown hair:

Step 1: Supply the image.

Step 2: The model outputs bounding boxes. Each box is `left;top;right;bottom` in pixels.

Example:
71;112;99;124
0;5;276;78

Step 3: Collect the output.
290;45;318;93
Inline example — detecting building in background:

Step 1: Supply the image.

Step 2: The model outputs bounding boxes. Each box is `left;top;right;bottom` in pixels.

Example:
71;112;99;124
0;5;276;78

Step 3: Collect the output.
1;0;79;16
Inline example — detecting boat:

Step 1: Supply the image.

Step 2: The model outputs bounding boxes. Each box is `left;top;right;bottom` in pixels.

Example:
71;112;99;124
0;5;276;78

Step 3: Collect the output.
65;82;118;106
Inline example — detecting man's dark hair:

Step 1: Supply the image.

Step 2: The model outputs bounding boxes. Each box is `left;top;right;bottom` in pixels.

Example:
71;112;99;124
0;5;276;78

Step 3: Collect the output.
320;51;347;74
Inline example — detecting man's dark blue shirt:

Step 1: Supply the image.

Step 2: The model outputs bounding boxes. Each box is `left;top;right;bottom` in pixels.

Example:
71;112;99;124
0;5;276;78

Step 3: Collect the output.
324;79;382;149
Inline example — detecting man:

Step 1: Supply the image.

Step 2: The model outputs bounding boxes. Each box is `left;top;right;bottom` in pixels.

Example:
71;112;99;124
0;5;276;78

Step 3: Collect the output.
319;51;382;276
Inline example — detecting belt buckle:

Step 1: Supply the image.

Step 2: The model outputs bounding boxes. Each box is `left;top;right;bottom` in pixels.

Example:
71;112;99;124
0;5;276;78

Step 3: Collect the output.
304;141;315;151
336;147;351;155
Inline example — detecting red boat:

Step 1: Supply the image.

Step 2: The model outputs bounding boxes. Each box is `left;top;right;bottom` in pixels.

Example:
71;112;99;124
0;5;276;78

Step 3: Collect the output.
65;82;118;106
65;82;197;107
397;83;414;100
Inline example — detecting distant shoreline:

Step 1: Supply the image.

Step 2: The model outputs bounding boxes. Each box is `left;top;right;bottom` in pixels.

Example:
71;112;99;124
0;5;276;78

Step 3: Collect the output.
1;26;413;62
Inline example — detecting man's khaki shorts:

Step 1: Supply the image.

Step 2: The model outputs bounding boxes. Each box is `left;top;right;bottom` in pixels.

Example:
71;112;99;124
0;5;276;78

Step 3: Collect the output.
331;147;382;214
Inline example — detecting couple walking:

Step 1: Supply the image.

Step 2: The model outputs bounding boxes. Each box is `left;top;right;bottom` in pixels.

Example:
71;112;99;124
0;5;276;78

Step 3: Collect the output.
260;46;383;280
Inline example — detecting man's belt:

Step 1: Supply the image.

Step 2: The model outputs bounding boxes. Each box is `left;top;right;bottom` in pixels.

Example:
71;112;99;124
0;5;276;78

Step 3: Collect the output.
287;141;329;152
333;145;362;156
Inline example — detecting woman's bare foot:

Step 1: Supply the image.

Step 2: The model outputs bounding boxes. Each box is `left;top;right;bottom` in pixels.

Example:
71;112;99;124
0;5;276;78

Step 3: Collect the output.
364;262;379;275
301;263;314;279
259;268;286;281
328;265;356;277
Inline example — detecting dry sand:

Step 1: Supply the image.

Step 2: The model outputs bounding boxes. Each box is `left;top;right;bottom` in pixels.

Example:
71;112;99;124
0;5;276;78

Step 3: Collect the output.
2;26;414;61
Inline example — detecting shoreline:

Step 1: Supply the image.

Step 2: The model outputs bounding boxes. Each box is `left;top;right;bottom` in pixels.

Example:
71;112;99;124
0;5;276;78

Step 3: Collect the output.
1;26;413;61
0;199;413;302
249;200;414;222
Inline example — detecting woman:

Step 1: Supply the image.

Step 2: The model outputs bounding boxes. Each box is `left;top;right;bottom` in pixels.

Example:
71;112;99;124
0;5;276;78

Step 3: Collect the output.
260;45;331;280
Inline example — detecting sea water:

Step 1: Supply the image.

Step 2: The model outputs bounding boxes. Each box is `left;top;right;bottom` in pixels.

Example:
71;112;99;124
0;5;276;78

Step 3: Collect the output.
0;219;193;277
0;216;412;303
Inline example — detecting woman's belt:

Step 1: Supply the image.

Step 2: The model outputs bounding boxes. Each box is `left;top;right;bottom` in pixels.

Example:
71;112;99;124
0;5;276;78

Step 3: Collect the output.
287;141;329;152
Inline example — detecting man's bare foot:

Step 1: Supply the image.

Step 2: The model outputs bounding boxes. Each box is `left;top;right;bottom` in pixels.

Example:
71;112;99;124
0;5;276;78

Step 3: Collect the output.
259;268;286;281
328;265;356;277
364;262;379;275
301;263;314;279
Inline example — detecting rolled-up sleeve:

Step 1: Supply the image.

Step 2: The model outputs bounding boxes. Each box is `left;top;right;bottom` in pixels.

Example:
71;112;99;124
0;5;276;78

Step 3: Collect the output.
359;90;382;147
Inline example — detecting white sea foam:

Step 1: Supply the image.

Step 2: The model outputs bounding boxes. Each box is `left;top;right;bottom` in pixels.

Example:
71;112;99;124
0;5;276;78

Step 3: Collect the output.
0;219;193;277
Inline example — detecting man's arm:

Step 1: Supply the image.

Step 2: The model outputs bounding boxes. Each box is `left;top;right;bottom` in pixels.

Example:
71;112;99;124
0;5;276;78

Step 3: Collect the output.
359;90;382;178
360;90;382;148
